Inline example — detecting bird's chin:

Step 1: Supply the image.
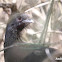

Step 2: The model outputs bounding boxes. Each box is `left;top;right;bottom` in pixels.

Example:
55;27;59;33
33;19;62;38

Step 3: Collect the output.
16;23;26;31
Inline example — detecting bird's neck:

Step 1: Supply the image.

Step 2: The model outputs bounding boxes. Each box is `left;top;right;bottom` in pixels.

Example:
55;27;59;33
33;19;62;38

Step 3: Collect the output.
4;28;22;47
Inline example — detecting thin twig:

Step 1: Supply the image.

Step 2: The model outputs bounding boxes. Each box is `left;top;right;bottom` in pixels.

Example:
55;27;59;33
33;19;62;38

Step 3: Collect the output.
25;1;51;12
39;0;54;44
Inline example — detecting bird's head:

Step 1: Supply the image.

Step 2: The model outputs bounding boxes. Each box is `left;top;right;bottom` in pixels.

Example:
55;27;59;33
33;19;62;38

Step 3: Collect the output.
7;13;34;32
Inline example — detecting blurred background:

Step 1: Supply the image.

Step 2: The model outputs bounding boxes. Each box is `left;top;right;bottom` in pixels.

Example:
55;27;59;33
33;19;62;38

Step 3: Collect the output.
0;0;62;62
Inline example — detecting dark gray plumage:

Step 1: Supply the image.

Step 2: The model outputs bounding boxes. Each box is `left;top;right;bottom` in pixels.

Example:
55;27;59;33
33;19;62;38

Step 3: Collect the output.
4;13;57;62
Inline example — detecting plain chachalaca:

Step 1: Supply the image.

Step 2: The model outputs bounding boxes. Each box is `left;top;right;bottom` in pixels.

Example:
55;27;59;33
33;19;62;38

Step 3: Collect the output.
4;13;61;62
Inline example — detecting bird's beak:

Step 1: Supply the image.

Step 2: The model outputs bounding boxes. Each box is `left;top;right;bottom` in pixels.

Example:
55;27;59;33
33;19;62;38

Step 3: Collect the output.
22;19;34;23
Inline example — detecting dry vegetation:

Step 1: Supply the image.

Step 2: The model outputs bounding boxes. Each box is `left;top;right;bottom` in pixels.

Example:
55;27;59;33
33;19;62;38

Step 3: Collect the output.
0;0;62;62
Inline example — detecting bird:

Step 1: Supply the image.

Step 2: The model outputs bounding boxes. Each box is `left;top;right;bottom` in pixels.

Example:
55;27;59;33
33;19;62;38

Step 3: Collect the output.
4;13;60;62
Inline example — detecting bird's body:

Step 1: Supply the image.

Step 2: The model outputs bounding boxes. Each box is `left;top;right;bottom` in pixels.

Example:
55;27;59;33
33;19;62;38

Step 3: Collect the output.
4;13;58;62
